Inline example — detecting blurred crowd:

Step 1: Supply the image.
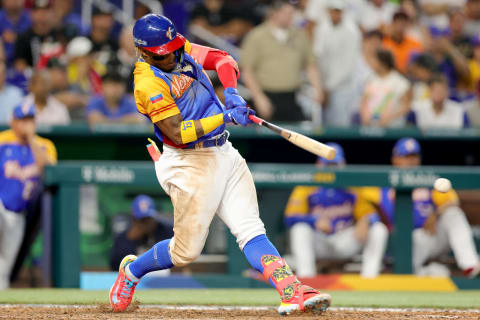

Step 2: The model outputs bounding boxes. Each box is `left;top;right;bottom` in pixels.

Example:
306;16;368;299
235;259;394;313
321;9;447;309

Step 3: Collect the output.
0;0;479;129
237;0;480;128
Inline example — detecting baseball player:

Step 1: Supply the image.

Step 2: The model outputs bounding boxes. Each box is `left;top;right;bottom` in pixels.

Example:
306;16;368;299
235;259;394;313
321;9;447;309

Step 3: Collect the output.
285;143;389;278
391;138;480;277
0;104;57;289
109;14;331;315
109;195;174;271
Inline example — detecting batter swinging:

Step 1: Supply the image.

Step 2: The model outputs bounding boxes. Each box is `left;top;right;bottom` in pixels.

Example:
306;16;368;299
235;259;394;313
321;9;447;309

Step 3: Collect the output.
109;14;331;315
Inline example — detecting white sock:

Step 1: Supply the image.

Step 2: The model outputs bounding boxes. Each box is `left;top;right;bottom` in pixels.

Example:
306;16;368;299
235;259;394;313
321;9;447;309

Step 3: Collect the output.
125;264;139;282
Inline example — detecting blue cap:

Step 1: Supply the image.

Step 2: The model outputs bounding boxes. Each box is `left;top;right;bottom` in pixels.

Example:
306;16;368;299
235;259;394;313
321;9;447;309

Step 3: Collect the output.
132;195;158;220
393;138;421;157
317;143;345;165
12;104;35;119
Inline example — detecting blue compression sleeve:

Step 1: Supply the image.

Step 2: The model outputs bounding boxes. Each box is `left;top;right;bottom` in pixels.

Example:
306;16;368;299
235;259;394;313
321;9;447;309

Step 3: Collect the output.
128;238;174;278
242;234;280;273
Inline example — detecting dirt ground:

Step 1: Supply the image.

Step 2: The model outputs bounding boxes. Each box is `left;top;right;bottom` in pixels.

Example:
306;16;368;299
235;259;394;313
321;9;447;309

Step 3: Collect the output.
0;305;479;320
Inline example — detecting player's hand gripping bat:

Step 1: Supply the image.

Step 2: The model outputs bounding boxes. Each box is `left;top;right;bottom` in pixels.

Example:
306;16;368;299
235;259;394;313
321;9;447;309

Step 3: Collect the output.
248;115;336;160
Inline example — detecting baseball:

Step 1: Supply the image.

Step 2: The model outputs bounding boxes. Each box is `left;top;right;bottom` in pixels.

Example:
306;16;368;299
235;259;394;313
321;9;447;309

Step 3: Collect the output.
434;178;452;193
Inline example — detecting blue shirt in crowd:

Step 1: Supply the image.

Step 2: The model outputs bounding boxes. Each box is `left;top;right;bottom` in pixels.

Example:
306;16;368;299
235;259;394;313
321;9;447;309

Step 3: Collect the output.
86;95;138;119
0;9;32;64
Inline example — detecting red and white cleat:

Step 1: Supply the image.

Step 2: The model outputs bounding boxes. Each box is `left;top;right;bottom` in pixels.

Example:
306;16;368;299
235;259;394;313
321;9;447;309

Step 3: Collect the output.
277;283;331;316
109;255;139;312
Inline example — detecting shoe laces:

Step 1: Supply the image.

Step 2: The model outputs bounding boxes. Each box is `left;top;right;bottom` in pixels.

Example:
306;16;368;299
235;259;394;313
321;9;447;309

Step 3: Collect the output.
119;278;136;299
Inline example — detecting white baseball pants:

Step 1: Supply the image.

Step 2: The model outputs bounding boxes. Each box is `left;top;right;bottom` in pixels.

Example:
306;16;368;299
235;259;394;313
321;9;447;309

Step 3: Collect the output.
154;141;266;267
413;206;479;273
0;201;25;289
290;222;388;278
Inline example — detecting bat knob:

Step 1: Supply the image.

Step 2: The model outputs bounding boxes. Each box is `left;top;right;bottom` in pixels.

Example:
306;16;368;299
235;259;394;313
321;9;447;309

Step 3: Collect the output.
325;148;337;161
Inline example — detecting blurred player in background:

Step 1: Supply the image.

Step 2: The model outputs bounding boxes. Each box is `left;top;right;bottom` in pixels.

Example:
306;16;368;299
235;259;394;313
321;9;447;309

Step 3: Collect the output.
109;14;331;315
110;195;173;271
285;143;388;278
0;104;57;289
391;138;480;277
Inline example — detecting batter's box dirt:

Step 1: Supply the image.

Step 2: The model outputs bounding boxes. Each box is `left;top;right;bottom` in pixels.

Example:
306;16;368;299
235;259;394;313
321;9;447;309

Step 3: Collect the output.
0;305;479;320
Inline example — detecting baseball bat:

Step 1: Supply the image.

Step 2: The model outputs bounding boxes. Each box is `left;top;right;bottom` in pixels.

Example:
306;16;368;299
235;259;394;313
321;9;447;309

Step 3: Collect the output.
248;115;336;160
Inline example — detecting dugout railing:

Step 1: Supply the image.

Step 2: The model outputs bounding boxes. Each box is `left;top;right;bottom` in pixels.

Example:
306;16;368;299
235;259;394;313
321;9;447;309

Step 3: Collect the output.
44;162;480;288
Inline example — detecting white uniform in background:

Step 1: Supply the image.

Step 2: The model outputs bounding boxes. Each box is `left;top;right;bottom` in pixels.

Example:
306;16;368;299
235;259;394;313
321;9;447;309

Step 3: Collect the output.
285;186;388;278
410;188;480;276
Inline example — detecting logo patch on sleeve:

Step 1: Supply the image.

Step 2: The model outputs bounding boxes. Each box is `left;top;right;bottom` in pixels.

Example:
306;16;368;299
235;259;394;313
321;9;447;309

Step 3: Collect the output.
149;93;164;104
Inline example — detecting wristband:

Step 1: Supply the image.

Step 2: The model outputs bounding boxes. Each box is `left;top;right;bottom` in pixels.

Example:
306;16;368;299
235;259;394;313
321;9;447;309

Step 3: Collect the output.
180;120;198;144
200;113;224;134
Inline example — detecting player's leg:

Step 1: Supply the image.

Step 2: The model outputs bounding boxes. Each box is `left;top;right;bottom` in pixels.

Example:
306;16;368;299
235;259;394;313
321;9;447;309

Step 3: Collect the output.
110;149;226;311
329;227;363;260
360;222;389;278
412;228;438;274
438;206;480;276
216;143;330;315
0;204;25;289
289;223;316;277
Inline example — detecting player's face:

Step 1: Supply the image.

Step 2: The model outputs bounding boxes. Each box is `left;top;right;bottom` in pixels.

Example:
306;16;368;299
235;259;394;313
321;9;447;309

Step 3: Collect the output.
392;154;421;168
142;49;176;72
11;118;36;142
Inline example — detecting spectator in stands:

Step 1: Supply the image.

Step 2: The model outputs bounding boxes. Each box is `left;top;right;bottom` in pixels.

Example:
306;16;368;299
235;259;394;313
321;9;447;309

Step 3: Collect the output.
466;82;480;127
284;143;388;278
448;9;473;59
88;8;118;66
189;0;253;44
0;104;57;289
419;0;466;29
465;0;480;37
352;30;384;112
0;62;24;124
400;0;426;42
21;69;70;125
241;0;323;122
109;195;173;271
410;75;470;129
47;58;88;121
407;53;439;104
0;0;31;65
66;37;104;97
383;10;424;74
86;71;143;125
305;0;363;32
13;0;59;71
311;0;361;126
108;24;136;94
425;25;471;102
52;0;87;36
359;0;398;32
391;138;480;277
360;49;412;127
469;37;480;93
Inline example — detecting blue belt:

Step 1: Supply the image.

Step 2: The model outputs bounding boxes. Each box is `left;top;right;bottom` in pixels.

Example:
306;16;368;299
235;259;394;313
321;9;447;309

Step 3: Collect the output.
184;131;229;149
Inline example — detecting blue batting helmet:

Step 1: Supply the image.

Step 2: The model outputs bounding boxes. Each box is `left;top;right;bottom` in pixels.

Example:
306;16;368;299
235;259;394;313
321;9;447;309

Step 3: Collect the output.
393;138;421;157
133;14;186;55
